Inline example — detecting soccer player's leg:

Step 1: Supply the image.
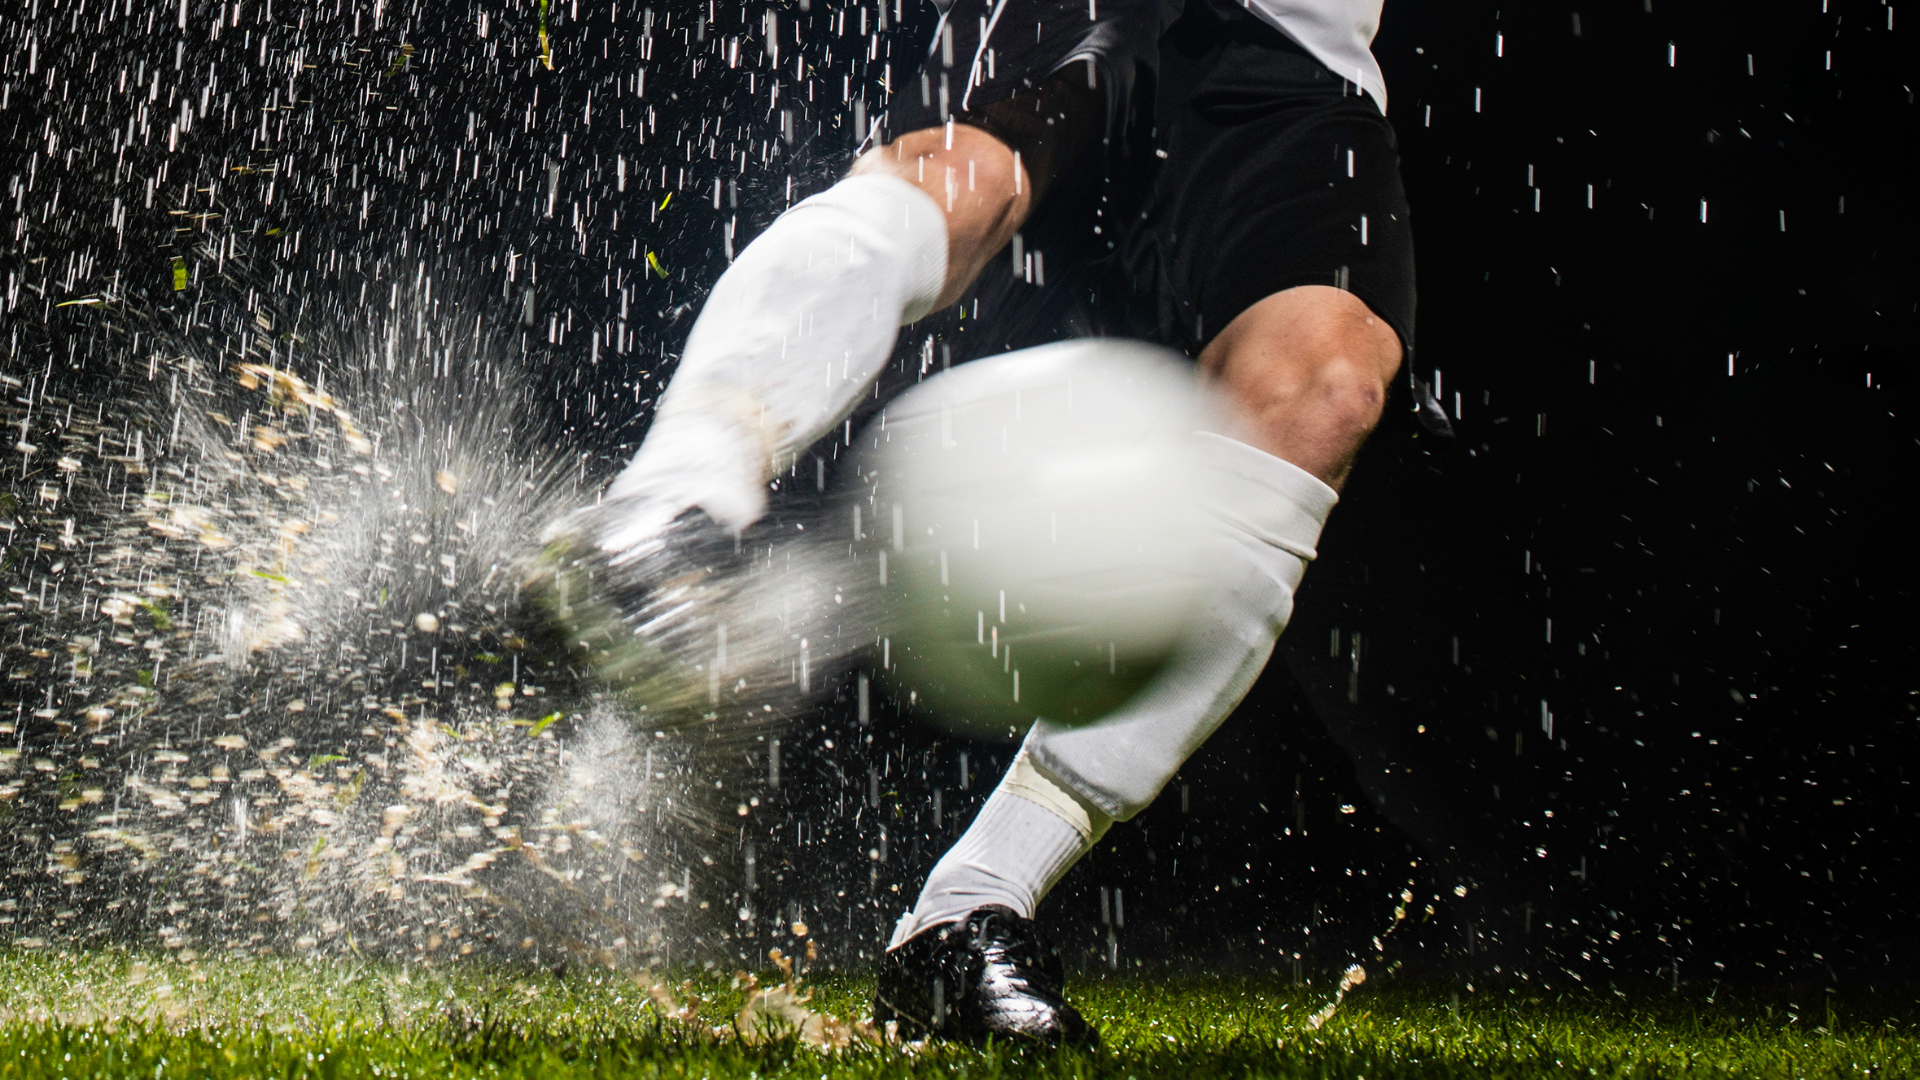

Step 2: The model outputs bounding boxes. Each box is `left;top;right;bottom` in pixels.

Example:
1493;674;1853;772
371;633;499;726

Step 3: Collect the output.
996;292;1401;824
1201;284;1404;489
580;0;1142;557
1021;0;1417;819
890;0;1416;1040
547;49;1107;563
532;62;1068;698
550;142;993;556
527;133;1014;706
845;125;1035;316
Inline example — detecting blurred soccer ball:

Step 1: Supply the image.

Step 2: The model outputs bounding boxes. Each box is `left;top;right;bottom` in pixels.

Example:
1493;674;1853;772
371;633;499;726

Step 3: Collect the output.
849;339;1224;738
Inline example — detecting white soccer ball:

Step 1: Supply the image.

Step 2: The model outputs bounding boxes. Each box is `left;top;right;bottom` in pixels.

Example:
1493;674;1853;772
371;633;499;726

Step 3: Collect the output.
848;339;1225;737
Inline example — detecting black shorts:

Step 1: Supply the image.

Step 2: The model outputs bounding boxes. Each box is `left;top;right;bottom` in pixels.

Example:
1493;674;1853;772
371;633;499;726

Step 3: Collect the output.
882;0;1416;361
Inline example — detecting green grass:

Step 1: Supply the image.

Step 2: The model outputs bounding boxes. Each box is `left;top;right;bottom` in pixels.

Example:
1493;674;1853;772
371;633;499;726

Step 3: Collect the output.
1;949;1914;1078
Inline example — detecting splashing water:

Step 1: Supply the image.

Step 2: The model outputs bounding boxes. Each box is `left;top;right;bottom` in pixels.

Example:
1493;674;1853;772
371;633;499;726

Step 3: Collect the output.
0;301;855;970
1304;964;1367;1031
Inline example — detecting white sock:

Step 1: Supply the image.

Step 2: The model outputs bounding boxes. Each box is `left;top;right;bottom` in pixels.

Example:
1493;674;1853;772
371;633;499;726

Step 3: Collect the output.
600;174;947;548
888;750;1112;948
893;437;1336;941
1025;434;1338;820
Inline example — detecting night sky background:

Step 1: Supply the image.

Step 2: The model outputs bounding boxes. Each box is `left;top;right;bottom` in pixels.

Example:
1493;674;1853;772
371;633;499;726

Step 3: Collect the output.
2;0;1913;989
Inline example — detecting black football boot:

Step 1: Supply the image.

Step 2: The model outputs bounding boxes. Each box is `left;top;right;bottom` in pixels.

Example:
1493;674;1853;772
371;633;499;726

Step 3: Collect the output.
873;906;1097;1047
528;495;747;712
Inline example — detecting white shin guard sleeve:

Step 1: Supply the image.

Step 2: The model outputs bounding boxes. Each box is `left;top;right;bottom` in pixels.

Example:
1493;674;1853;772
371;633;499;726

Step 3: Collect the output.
1025;434;1339;821
608;174;947;534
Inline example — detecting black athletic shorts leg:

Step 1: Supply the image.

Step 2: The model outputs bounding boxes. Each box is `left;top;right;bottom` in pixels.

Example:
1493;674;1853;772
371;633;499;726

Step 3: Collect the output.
882;0;1416;361
1133;0;1416;356
881;0;1183;151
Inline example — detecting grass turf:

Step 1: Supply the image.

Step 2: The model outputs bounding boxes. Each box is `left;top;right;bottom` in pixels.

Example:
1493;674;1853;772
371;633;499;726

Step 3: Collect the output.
1;950;1913;1078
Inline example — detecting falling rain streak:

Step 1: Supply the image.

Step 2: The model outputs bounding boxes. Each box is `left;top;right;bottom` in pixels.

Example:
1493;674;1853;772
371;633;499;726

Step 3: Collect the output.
0;0;904;970
0;0;1911;995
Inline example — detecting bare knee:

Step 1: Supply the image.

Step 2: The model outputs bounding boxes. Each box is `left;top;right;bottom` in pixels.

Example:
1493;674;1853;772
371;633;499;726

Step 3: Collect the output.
1301;333;1395;428
851;126;1025;201
849;125;1032;309
1200;286;1403;487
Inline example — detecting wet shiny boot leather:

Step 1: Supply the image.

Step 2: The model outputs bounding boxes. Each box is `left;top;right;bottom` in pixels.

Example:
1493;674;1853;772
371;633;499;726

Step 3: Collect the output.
873;906;1098;1047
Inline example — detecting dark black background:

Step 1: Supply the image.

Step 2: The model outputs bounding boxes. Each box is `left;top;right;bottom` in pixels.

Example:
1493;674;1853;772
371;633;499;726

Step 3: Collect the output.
2;0;1913;987
810;0;1920;989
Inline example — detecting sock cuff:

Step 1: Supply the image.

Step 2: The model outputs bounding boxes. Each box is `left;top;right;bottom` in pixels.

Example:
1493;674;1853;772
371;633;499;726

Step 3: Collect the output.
1000;749;1112;844
1195;432;1339;561
791;173;949;323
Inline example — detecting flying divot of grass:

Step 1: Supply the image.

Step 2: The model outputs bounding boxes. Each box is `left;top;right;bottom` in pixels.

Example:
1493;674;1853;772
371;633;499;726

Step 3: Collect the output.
647;944;885;1048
